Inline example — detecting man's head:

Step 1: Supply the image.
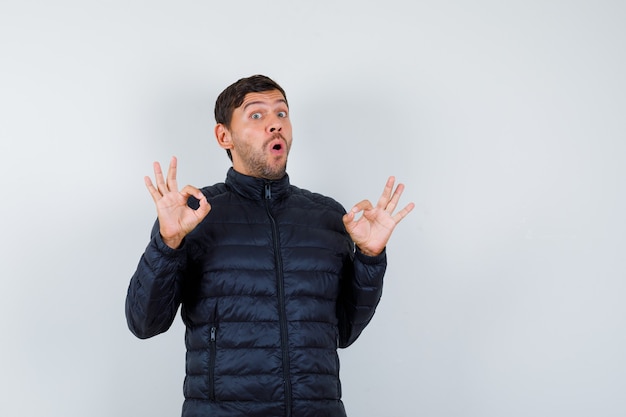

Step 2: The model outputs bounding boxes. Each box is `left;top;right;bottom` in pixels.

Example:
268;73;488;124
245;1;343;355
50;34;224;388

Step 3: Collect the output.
214;75;292;180
215;75;288;131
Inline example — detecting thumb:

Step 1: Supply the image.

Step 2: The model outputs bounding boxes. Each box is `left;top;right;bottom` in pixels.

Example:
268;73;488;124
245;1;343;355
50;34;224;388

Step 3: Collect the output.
343;208;357;227
194;192;211;219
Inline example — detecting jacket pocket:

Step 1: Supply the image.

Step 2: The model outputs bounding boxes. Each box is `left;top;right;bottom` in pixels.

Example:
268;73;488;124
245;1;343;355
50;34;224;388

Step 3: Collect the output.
208;325;217;401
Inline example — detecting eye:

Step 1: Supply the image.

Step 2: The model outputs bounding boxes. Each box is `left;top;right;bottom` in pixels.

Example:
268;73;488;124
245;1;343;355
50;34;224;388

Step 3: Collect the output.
277;111;288;118
251;112;262;120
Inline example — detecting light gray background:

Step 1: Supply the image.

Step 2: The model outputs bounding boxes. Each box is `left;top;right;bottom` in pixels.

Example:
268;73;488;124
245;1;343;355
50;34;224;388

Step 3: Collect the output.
1;1;625;416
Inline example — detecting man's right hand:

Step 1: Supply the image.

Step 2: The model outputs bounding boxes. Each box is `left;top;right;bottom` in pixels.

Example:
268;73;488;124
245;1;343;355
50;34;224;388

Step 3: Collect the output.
145;156;211;249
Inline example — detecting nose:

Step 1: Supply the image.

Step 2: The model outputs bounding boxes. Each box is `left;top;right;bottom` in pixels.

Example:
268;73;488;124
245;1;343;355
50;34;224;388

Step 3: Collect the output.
268;115;283;133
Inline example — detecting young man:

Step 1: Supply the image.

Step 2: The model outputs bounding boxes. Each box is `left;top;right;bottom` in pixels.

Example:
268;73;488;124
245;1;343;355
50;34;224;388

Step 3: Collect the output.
126;75;414;417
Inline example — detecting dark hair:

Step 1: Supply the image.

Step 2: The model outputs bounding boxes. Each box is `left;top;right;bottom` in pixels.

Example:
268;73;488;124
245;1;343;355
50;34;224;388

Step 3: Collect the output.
215;75;288;161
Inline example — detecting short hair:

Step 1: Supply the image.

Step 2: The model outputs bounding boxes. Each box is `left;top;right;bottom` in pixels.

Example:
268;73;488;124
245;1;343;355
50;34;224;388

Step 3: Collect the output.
215;75;288;161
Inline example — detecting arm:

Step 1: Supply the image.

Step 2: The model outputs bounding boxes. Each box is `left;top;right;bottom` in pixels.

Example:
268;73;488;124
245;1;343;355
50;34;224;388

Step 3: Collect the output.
337;176;414;347
125;223;188;339
337;246;387;348
125;156;210;339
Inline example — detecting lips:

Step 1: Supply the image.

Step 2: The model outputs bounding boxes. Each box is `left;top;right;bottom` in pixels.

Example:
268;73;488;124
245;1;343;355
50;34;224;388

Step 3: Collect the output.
268;136;287;155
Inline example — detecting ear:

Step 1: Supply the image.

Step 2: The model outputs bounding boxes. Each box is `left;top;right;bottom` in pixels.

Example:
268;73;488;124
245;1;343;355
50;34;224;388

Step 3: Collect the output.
215;124;233;150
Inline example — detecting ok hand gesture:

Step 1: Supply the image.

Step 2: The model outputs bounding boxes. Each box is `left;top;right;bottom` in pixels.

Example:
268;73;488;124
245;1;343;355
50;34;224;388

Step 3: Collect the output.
145;156;211;249
343;177;414;257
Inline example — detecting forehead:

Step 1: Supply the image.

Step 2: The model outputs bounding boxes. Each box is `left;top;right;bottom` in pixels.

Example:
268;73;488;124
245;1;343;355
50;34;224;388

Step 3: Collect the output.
239;90;287;109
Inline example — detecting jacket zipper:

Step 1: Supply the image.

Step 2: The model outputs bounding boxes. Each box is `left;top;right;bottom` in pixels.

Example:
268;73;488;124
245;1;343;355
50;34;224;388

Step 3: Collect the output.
209;325;217;401
264;183;293;417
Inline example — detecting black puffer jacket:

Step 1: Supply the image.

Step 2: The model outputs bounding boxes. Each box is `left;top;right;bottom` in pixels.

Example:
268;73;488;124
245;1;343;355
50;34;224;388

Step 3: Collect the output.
126;168;386;417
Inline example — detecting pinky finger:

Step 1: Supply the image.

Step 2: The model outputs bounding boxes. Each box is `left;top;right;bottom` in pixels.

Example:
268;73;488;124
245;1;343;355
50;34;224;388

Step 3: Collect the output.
393;202;415;224
144;176;161;203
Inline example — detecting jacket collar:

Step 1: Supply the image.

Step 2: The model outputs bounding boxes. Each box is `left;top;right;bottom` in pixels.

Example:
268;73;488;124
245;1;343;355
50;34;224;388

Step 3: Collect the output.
225;167;291;201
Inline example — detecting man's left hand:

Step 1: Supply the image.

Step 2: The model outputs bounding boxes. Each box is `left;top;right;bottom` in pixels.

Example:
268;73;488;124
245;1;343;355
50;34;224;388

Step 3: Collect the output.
343;177;415;257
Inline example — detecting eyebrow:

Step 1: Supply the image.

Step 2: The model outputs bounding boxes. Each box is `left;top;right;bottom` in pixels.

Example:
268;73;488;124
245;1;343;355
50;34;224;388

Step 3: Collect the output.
242;99;288;111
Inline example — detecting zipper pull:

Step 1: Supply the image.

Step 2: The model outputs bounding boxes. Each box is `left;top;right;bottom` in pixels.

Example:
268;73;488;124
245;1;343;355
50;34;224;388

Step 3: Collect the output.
264;183;272;200
210;326;216;342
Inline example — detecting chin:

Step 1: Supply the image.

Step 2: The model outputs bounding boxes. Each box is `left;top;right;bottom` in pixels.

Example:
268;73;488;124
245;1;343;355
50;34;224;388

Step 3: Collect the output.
264;164;287;180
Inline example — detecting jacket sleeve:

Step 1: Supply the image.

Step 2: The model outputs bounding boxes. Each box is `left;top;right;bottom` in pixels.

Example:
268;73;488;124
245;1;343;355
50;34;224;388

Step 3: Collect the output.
336;246;387;348
125;222;189;339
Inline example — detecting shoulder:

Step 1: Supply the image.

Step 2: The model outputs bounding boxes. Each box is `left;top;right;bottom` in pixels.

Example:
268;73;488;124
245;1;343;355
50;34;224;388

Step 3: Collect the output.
185;183;230;209
288;185;346;215
200;182;229;199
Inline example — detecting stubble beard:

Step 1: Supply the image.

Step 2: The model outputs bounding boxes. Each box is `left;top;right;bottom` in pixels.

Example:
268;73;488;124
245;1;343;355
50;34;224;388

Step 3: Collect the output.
236;135;288;180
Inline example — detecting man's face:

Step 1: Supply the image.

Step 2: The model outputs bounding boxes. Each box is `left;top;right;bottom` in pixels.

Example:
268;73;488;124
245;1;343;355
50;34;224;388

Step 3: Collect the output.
219;90;292;180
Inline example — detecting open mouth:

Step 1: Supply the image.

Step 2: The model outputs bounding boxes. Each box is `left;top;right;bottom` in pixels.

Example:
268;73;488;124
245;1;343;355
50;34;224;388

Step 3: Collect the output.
269;137;286;154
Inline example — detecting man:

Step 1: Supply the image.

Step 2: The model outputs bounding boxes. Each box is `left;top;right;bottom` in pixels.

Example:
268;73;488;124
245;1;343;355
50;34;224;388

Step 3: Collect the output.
126;74;414;417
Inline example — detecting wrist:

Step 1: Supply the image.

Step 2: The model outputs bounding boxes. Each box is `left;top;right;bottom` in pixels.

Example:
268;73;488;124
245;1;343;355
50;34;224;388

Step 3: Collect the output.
356;245;382;257
161;234;183;250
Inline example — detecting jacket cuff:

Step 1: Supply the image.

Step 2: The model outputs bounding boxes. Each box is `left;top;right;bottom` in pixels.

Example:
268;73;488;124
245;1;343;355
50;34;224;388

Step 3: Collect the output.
152;233;186;256
354;246;387;264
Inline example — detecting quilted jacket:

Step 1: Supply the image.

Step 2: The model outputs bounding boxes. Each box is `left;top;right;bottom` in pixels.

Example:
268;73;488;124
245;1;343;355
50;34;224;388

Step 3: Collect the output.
125;168;387;417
